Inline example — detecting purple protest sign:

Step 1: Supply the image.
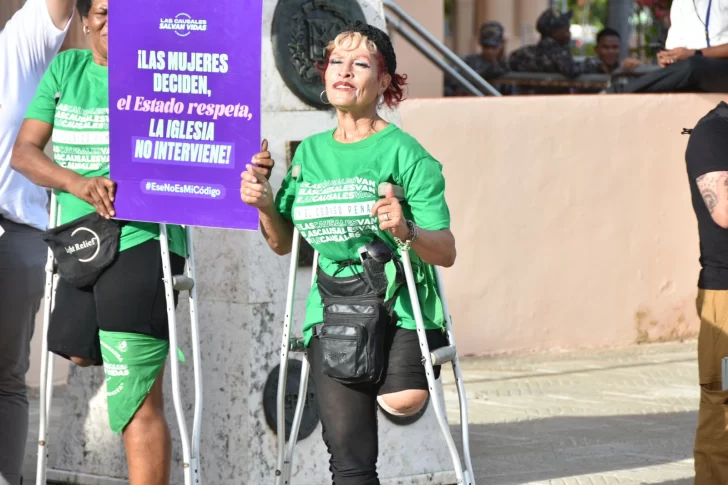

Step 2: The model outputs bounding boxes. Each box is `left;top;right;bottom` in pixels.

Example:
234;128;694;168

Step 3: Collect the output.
109;2;262;230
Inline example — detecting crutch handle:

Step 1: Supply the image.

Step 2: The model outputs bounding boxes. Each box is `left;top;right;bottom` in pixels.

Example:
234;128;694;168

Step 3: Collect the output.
377;183;404;201
430;345;457;366
172;275;195;292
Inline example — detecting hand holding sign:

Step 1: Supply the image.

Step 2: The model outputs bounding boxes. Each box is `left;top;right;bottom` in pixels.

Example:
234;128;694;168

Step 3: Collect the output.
250;139;274;179
69;175;118;220
240;140;274;209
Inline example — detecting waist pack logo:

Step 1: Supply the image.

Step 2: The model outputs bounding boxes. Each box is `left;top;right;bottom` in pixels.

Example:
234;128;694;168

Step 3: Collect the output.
325;350;350;365
65;227;101;262
41;212;125;289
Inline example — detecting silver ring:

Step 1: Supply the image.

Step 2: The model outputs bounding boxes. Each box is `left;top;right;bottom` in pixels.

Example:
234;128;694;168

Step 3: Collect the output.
385;213;390;221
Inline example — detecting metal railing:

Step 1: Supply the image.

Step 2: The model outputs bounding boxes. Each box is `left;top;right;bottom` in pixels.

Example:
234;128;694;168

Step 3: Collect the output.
383;0;502;97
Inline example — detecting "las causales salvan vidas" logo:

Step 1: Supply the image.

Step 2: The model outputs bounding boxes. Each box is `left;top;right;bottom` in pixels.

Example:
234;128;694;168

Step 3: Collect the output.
159;13;207;37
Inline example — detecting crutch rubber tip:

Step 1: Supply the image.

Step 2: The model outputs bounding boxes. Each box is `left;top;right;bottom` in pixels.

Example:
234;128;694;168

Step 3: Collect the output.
172;275;195;292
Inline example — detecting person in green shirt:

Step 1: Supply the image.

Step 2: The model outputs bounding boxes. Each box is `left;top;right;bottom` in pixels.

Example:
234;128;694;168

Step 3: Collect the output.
9;1;274;484
241;22;456;485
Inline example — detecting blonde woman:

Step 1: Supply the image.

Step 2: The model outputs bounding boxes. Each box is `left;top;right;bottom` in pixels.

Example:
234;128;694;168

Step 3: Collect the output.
241;22;456;485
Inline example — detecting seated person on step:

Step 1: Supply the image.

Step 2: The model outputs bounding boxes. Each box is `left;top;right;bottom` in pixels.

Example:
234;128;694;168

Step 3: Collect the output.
606;0;728;93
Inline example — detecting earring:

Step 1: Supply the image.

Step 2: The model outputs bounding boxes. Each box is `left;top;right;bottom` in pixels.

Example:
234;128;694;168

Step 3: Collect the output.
319;90;330;105
83;26;90;35
377;95;384;108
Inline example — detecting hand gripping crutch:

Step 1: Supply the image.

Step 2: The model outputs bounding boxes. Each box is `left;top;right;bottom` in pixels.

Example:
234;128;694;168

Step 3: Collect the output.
384;183;475;485
36;191;61;485
275;165;319;485
274;179;475;484
159;224;204;485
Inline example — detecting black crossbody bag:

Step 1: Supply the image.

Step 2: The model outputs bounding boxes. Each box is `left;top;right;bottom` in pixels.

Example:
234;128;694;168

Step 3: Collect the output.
41;212;127;288
313;238;405;385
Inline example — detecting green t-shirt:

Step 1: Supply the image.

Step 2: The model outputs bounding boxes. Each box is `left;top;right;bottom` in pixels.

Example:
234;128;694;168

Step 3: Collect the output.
25;49;186;257
275;123;451;345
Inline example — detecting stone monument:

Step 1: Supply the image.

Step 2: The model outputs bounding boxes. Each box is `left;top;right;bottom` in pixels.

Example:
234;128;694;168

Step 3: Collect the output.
44;1;457;484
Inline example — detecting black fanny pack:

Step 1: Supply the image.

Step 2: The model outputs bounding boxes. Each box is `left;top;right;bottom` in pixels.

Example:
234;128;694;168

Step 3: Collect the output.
313;239;405;385
41;212;126;288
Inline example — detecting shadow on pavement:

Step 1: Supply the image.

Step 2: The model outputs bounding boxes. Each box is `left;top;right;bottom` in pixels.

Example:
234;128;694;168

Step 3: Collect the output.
451;411;696;484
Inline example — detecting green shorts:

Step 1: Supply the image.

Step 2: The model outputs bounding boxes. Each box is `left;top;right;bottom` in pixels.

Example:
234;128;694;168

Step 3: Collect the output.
99;330;181;434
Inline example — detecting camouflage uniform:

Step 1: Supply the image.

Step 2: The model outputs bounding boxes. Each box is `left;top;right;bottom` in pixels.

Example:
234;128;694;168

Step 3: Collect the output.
508;37;583;77
444;21;510;96
508;9;581;77
444;54;509;96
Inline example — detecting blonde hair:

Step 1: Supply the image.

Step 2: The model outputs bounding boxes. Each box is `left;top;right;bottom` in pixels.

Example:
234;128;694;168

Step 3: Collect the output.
326;31;378;56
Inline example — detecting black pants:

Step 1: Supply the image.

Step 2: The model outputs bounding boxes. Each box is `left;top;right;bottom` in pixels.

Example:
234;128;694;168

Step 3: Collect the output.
607;56;728;93
48;239;186;364
308;326;447;485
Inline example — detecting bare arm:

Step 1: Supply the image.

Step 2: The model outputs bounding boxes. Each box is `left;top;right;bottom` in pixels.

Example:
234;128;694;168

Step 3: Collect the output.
11;119;82;192
12;119;117;218
259;204;295;256
701;43;728;59
697;171;728;228
239;157;294;255
407;227;456;268
665;43;728;62
46;0;75;31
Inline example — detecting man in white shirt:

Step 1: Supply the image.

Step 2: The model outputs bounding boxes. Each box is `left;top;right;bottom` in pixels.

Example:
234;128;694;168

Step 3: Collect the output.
0;1;74;484
607;0;728;93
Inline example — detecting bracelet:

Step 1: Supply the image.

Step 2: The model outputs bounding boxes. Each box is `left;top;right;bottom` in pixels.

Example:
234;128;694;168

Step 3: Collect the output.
394;219;418;249
406;219;418;243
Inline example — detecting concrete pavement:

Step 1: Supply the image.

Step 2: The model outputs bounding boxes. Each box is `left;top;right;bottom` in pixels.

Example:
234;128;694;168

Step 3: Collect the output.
443;341;697;485
24;341;699;484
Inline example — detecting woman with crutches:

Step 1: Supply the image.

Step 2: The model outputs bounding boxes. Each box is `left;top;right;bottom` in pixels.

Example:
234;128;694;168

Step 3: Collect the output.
241;22;457;485
9;1;274;483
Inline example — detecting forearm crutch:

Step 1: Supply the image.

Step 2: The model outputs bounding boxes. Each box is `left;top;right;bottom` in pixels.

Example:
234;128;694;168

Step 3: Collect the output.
275;165;319;485
385;184;475;485
36;191;61;485
275;179;476;484
159;224;204;485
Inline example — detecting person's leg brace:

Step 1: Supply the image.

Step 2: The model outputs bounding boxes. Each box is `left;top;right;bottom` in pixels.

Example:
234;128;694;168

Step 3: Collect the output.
694;289;728;485
0;219;46;485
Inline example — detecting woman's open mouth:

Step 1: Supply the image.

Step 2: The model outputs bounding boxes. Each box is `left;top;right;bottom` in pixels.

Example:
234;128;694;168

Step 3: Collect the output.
333;82;355;91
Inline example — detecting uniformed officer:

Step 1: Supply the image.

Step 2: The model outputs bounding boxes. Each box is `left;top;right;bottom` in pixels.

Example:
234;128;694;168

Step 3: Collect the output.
508;8;580;78
444;21;509;96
